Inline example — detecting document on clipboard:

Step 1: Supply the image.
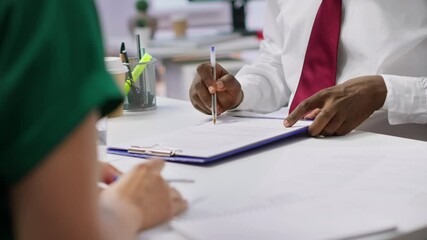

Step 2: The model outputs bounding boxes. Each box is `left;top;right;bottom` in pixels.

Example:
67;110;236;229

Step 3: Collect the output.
107;116;311;164
227;107;289;120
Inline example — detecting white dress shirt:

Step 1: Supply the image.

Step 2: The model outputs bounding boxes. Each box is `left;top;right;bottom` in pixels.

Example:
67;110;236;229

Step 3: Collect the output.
235;0;427;140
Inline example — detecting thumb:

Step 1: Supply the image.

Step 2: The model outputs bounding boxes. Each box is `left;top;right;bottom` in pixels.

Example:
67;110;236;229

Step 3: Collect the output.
216;74;241;93
145;159;165;173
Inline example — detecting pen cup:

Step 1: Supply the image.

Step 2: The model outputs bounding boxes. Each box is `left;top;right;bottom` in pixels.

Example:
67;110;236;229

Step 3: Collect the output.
104;57;129;118
124;58;157;111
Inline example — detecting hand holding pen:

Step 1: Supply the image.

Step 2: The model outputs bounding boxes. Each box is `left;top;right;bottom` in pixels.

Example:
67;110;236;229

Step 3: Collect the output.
99;159;188;230
99;161;194;188
189;48;244;118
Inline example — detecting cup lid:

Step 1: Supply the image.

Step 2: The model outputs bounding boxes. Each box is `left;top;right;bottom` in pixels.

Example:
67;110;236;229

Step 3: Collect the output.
104;57;128;74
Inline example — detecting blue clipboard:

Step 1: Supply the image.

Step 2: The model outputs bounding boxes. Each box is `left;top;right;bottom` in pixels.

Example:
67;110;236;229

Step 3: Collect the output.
107;126;308;164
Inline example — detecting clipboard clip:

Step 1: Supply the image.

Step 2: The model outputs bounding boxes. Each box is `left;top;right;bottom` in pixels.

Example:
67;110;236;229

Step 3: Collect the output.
128;144;182;157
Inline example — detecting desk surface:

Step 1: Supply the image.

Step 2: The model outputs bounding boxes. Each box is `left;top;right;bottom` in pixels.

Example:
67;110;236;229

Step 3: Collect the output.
105;97;427;240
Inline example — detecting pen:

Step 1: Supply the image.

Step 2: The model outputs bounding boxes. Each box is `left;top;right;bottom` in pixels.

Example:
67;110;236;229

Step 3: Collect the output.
136;34;142;60
167;178;195;183
120;42;133;83
210;46;217;124
97;178;195;189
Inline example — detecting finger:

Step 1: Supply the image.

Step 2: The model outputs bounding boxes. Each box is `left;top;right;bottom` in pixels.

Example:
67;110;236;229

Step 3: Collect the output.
192;94;211;115
217;105;225;116
172;198;188;216
196;87;214;111
145;159;165;173
308;107;338;136
199;63;229;94
216;74;241;93
169;187;188;216
197;63;216;93
216;75;243;113
169;187;184;200
285;89;329;126
100;162;122;184
320;114;345;136
194;103;211;115
190;78;211;107
304;108;321;120
334;121;357;136
285;98;322;127
216;63;229;77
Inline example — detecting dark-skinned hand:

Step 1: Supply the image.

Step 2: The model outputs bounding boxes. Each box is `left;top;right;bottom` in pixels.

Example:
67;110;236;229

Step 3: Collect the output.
189;63;243;115
284;75;387;136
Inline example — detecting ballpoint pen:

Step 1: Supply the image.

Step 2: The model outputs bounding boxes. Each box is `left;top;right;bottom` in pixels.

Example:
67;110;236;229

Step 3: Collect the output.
136;34;148;106
120;42;133;84
97;178;195;189
210;46;217;125
136;34;142;60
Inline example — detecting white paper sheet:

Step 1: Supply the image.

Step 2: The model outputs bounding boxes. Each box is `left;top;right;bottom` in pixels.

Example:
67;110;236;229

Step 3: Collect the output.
171;195;396;240
112;116;310;158
227;107;290;119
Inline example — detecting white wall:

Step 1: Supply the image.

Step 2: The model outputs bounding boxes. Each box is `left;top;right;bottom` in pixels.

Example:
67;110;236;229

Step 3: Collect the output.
95;0;134;37
95;0;266;42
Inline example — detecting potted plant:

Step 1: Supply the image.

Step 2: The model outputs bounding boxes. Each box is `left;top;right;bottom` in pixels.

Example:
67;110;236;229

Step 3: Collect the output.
129;0;157;44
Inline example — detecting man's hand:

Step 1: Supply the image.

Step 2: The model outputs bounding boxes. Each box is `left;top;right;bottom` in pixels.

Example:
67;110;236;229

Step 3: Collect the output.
189;63;243;115
284;75;387;136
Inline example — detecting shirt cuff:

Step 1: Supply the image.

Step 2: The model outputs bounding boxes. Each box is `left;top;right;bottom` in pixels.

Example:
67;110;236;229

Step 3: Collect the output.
381;74;427;124
232;74;260;111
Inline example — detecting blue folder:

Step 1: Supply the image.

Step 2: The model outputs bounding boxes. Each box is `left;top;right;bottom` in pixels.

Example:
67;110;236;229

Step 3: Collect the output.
107;124;308;164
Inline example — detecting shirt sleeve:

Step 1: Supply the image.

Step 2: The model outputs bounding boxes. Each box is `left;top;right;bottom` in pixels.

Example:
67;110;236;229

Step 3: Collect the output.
381;74;427;124
0;0;122;187
234;0;291;113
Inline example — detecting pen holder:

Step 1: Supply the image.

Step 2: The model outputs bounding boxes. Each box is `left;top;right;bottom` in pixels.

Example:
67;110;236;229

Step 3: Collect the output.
123;58;157;111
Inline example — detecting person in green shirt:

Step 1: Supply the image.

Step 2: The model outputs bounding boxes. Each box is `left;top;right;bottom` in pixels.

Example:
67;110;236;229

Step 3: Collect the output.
0;1;187;239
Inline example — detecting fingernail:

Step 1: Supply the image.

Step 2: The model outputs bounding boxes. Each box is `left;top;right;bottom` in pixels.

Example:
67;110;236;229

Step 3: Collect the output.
284;120;290;127
208;86;215;94
112;175;120;182
216;81;224;90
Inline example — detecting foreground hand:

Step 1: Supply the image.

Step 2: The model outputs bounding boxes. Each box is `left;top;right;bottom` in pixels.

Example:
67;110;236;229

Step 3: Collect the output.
189;63;243;115
99;162;122;184
101;159;187;231
284;75;387;136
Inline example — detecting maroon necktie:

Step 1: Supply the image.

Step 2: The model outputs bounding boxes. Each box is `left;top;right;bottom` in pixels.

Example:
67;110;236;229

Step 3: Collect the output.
289;0;342;112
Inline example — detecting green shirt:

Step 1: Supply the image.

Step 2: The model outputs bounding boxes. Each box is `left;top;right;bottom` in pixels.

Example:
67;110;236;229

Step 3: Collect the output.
0;0;122;239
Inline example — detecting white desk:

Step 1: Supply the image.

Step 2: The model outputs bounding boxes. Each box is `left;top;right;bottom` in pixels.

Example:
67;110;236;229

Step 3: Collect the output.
105;97;427;240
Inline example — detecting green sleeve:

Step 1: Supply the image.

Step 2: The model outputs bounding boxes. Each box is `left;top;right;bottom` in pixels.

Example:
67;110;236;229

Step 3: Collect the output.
0;0;122;188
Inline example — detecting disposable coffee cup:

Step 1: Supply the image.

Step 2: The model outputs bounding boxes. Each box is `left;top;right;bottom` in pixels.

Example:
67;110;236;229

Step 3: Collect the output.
104;57;128;118
171;15;187;38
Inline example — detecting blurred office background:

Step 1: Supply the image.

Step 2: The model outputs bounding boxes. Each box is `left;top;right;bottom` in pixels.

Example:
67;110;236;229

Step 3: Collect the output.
95;0;266;100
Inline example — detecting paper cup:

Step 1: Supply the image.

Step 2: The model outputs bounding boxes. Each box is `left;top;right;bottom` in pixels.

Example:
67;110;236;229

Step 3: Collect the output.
171;15;187;38
105;57;128;118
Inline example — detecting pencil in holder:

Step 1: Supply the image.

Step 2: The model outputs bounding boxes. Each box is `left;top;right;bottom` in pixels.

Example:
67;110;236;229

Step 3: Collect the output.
123;57;157;111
